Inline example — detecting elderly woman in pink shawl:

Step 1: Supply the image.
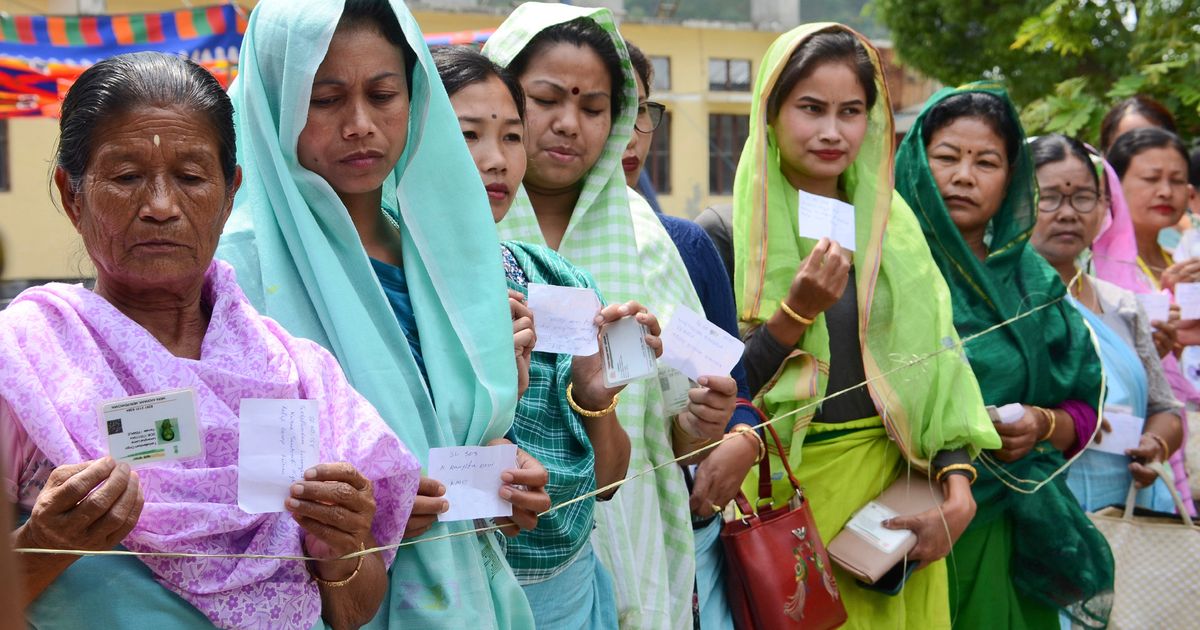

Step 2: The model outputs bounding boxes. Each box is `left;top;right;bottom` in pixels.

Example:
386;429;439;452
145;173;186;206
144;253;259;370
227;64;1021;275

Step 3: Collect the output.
1;53;419;629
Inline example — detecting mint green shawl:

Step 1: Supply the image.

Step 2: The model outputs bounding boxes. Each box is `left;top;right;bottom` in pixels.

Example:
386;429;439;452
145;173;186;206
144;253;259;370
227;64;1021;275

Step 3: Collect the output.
485;5;703;629
217;1;530;627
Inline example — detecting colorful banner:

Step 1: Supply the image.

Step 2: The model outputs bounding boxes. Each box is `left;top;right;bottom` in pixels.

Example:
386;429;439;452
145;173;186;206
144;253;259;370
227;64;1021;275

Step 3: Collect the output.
0;5;247;118
0;5;494;120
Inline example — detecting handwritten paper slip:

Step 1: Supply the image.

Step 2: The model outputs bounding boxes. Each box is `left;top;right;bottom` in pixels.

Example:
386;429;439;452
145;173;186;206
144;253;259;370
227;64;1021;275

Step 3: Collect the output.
660;305;746;382
1176;283;1200;320
1137;293;1171;324
1091;407;1146;456
797;189;856;252
428;444;517;522
238;399;320;514
100;388;202;468
527;283;602;356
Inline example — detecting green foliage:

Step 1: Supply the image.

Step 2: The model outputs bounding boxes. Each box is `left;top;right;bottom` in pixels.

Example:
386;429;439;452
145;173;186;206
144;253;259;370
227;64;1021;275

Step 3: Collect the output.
876;0;1200;144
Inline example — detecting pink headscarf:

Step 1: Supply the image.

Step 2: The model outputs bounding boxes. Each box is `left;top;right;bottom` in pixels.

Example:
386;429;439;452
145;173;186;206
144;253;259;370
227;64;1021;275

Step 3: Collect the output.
1086;147;1197;514
0;260;420;628
1090;151;1154;294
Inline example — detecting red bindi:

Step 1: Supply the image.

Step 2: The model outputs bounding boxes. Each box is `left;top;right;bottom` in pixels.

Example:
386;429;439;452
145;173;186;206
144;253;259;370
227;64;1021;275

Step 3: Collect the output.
571;87;580;95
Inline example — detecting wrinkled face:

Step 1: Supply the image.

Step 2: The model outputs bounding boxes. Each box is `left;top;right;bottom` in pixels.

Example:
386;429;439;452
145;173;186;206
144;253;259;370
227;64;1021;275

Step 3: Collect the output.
926;117;1011;238
1122;146;1190;238
773;61;869;192
449;75;528;222
622;71;653;188
518;42;613;194
1031;156;1104;266
297;25;410;198
56;105;239;295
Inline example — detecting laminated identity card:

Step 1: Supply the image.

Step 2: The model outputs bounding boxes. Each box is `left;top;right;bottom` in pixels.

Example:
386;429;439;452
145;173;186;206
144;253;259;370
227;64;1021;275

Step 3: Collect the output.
100;388;202;467
601;316;658;388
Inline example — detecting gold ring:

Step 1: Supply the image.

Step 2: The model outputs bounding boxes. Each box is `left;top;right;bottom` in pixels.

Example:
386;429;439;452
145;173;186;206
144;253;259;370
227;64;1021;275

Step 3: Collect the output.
712;503;723;514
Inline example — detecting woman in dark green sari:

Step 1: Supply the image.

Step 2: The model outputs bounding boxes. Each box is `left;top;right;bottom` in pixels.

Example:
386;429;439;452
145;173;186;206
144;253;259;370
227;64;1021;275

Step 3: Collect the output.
895;83;1114;628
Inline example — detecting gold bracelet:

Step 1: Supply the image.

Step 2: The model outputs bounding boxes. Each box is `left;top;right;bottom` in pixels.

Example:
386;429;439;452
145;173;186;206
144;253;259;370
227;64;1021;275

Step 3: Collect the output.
567;382;619;418
778;300;815;326
935;463;978;485
1038;406;1057;442
1145;432;1171;462
727;425;766;464
312;542;365;588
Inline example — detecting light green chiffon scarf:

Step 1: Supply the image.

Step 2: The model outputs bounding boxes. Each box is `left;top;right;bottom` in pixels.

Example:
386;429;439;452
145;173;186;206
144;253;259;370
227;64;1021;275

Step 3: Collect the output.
732;24;1000;499
485;4;703;629
217;1;530;627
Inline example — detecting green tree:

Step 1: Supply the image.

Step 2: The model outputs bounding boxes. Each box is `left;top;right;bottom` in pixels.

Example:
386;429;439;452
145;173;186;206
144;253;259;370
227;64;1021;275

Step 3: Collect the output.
875;0;1200;143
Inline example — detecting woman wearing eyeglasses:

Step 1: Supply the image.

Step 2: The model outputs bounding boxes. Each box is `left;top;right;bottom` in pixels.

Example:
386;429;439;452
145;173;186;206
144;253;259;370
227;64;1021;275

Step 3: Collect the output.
1028;134;1184;514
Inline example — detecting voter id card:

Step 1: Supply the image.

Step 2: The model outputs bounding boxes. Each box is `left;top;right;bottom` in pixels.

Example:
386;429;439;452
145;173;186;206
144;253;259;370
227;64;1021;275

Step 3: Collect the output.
601;317;658;388
99;388;202;467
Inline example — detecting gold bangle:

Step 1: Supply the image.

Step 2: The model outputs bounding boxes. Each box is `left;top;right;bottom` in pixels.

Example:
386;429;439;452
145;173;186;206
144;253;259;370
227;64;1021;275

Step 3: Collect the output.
312;542;366;588
1145;432;1171;462
935;463;978;485
1038;407;1057;442
567;382;619;418
727;425;766;464
778;300;815;326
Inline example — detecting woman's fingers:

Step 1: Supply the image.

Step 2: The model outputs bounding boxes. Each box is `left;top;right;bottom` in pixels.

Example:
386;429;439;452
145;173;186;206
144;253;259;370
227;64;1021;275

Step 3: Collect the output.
86;469;143;541
49;458;118;512
293;515;359;557
1128;461;1160;488
69;461;133;525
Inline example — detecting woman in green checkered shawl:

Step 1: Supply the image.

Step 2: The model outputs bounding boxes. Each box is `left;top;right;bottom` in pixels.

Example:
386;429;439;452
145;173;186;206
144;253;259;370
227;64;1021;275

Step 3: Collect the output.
484;4;739;629
435;44;655;629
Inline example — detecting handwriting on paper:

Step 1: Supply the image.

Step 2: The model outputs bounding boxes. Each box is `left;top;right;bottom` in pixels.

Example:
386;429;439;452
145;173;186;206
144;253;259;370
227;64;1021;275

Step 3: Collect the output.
1176;283;1200;320
527;283;602;356
660;305;745;382
797;189;856;252
238;399;319;514
428;444;517;522
1137;293;1171;324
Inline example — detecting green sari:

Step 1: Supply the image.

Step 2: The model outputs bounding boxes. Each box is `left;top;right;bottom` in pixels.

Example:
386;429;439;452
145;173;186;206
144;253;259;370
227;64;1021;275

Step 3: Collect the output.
894;83;1113;629
731;24;1000;629
218;1;532;627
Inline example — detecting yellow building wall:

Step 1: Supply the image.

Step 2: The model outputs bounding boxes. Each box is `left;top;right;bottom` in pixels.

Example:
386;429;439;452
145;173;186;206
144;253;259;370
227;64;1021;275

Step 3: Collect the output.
0;3;930;279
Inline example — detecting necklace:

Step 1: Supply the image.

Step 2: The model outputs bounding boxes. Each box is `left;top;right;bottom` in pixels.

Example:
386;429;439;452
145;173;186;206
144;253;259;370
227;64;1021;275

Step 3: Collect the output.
380;207;402;233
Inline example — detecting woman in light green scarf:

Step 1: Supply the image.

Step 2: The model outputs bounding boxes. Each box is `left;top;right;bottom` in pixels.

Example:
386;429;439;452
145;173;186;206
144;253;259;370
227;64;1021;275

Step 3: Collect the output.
895;84;1112;628
483;4;738;629
732;24;1001;628
218;1;550;627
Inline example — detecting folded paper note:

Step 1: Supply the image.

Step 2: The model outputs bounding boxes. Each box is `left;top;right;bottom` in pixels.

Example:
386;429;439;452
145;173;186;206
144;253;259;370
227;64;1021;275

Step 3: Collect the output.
428;444;517;522
238;399;320;514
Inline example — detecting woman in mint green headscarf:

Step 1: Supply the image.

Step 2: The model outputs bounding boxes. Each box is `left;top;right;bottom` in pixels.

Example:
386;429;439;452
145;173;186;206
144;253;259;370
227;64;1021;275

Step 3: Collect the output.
895;84;1113;628
219;1;550;627
484;5;739;629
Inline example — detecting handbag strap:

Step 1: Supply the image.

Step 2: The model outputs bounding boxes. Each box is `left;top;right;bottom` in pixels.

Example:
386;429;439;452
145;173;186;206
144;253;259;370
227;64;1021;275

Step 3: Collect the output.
744;402;804;504
1122;461;1194;527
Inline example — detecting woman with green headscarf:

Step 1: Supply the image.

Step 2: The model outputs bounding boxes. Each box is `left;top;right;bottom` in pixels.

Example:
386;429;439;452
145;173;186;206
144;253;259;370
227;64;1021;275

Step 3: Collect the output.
730;24;1000;628
483;4;739;629
894;84;1114;628
218;1;554;627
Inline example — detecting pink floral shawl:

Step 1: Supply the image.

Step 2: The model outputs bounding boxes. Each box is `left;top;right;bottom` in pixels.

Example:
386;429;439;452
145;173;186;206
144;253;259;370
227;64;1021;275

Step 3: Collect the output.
0;260;419;629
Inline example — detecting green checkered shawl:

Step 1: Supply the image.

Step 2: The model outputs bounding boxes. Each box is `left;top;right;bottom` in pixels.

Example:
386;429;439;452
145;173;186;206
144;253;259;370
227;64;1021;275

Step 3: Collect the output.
485;5;703;628
502;241;599;583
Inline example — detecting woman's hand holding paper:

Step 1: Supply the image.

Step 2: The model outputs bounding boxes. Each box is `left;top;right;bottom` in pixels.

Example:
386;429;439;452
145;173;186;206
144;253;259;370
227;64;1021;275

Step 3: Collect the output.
489;438;552;537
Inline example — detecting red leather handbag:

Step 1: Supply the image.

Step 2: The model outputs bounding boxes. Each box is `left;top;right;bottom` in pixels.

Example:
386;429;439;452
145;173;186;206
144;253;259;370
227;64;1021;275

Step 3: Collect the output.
720;418;847;629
